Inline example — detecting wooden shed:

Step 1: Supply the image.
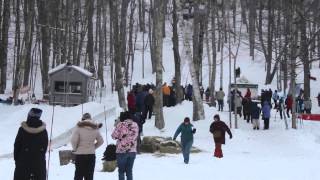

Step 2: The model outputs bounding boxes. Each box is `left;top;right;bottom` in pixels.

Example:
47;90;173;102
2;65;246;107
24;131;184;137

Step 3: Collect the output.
48;63;96;106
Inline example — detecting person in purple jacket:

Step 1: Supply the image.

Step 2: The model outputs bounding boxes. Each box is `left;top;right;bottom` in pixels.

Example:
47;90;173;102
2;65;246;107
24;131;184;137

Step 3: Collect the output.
112;111;139;180
262;101;271;130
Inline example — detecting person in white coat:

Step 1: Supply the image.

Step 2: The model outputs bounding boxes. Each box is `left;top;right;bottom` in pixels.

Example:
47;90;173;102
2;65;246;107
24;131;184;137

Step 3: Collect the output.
71;113;104;180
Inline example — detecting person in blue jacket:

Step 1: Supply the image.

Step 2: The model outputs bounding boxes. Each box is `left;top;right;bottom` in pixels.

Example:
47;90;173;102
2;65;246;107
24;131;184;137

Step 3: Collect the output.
173;117;196;164
262;101;271;130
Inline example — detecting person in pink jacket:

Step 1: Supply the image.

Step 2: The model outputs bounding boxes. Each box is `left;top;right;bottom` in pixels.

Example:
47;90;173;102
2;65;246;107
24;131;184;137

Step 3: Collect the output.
71;113;104;180
112;111;139;180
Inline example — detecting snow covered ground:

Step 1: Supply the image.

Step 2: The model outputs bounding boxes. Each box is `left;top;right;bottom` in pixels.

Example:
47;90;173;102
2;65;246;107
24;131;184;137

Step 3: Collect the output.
1;32;320;180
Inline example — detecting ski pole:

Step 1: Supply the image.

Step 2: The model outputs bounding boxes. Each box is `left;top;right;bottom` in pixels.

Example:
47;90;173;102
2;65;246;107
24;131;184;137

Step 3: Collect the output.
47;97;55;180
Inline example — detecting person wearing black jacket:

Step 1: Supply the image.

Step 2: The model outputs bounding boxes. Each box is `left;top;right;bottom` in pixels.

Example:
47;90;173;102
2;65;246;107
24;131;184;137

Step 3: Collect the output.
14;108;48;180
143;89;155;119
209;114;232;158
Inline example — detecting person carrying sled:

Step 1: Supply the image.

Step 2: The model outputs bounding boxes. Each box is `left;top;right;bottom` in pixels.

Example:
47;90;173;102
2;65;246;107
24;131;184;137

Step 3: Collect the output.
173;117;196;164
112;111;139;180
209;114;232;158
14;108;48;180
71;113;104;180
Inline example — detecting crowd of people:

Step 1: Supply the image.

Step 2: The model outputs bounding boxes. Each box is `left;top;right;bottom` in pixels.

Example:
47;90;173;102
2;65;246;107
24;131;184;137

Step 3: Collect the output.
11;82;320;180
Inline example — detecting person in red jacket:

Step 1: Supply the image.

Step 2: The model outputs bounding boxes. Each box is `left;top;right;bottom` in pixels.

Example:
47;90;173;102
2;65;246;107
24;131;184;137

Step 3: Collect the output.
244;88;251;99
209;114;232;158
285;95;293;118
127;91;136;113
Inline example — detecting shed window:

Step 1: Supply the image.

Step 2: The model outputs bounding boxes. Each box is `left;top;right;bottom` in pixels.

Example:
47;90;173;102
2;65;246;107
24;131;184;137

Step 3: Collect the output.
54;81;82;94
70;82;82;94
55;81;66;92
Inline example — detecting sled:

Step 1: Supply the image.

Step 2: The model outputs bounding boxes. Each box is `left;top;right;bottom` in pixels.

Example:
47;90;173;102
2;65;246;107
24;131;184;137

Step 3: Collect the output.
59;150;75;166
102;160;117;172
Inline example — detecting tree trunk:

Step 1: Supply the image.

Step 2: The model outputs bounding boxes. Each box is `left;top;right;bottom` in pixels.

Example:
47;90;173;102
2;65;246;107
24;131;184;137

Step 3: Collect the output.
172;0;183;104
110;0;127;109
120;0;130;67
183;20;205;121
86;0;95;73
98;0;105;87
154;0;165;129
248;0;256;59
22;0;35;86
210;0;217;106
38;0;50;96
0;0;10;93
299;2;310;99
13;0;22;105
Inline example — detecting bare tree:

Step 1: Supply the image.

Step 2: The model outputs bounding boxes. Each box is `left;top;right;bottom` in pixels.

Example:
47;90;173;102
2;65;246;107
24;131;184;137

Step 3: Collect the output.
172;0;183;104
0;0;10;93
154;0;165;129
37;0;50;97
110;0;127;109
209;0;217;106
182;18;205;121
22;0;35;87
86;0;95;73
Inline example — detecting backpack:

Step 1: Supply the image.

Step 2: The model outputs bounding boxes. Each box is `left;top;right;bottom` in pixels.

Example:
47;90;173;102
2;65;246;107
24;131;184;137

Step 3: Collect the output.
102;144;117;172
102;144;116;161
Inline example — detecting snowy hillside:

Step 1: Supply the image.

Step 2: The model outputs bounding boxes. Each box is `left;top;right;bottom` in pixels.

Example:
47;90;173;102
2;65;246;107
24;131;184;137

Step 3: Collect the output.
1;31;320;180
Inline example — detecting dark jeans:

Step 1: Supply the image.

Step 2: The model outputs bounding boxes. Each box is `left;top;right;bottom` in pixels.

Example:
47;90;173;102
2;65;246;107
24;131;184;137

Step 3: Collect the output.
14;161;46;180
287;108;292;118
305;109;311;114
218;100;224;111
74;154;96;180
279;109;283;119
236;107;242;117
181;140;193;164
263;118;270;129
117;152;136;180
163;95;170;106
245;113;251;123
144;105;153;119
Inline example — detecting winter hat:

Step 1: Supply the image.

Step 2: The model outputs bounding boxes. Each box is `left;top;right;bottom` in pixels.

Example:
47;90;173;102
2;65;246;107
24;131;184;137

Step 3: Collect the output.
184;117;190;123
82;113;92;120
213;114;220;121
28;108;43;119
26;108;43;128
119;111;130;122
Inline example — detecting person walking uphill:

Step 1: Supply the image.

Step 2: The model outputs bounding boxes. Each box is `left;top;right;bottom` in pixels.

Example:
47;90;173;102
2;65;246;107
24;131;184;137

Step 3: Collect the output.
216;88;225;111
262;101;271;130
71;113;104;180
14;108;48;180
173;117;196;164
209;115;232;158
112;111;139;180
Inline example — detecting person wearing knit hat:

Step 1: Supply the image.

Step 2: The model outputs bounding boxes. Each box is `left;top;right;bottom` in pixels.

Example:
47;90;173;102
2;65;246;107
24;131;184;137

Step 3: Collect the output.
14;108;48;180
173;117;196;164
